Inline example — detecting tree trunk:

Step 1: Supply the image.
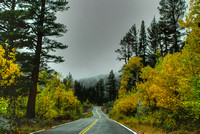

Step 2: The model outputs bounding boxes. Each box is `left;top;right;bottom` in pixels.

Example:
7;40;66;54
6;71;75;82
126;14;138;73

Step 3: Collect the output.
26;0;45;119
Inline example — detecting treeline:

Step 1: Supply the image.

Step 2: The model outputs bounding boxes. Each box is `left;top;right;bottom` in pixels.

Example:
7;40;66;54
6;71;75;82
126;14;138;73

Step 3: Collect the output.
115;0;185;67
74;70;120;105
112;0;200;133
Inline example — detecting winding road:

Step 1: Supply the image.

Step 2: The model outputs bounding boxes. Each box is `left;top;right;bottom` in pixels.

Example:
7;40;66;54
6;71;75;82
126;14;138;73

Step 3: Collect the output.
32;106;138;134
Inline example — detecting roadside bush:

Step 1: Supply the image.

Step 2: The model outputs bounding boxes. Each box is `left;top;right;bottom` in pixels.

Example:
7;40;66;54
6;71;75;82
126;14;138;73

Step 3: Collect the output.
36;72;82;121
111;92;137;117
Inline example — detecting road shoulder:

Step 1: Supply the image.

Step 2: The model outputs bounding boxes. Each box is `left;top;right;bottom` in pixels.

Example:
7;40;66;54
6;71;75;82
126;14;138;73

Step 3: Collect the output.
100;108;138;134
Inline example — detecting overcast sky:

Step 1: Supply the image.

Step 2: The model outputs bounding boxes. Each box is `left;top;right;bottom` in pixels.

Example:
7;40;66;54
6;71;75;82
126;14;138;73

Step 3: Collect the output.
48;0;189;80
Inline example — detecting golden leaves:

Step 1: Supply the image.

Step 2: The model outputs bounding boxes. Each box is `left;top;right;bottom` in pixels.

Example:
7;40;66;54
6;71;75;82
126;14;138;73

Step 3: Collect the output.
36;72;82;120
0;45;23;86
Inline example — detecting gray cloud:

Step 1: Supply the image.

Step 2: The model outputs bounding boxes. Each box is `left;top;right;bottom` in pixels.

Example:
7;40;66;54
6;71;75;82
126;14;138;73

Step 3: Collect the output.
48;0;189;79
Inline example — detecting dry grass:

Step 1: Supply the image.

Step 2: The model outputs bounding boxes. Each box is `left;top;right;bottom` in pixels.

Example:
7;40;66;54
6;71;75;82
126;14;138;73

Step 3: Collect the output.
131;124;166;134
110;116;199;134
118;121;199;134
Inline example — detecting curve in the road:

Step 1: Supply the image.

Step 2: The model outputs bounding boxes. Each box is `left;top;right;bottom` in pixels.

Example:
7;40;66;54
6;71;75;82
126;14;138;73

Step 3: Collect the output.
31;106;138;134
79;108;102;134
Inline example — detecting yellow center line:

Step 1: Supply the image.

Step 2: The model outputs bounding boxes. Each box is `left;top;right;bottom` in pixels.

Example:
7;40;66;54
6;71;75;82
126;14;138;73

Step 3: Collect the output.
96;108;101;119
79;108;101;134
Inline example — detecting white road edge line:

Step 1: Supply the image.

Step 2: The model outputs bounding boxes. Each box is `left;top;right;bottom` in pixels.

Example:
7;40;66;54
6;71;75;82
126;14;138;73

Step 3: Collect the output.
100;109;138;134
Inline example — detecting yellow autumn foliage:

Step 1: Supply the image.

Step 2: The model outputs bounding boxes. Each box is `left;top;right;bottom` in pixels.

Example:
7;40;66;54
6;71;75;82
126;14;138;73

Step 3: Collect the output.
112;92;137;118
36;71;82;120
112;0;200;130
118;57;143;98
36;88;56;120
0;44;23;119
0;95;28;119
0;45;22;86
138;52;196;110
112;57;143;118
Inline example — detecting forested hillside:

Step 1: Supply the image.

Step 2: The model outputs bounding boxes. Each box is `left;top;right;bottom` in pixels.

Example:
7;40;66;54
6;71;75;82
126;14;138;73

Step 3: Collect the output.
78;72;121;88
74;71;121;105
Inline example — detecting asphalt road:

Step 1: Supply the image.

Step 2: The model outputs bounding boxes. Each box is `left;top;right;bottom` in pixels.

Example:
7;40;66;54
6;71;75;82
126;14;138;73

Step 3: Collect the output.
32;106;137;134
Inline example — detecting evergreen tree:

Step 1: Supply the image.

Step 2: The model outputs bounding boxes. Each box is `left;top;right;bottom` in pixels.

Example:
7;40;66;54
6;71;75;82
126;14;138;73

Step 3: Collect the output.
74;80;84;102
115;24;138;65
139;20;148;65
129;24;138;57
87;87;95;104
115;35;131;64
147;17;161;66
63;73;74;90
26;0;69;118
106;70;117;101
95;79;105;105
0;1;69;118
158;0;186;54
158;20;171;55
0;1;30;48
0;1;34;96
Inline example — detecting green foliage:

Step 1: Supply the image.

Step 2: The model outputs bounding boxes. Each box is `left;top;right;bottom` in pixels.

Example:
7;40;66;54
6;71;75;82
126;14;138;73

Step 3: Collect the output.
36;88;56;120
36;71;82;121
147;17;161;67
192;75;200;101
106;70;117;101
95;79;106;105
158;0;186;54
118;56;143;95
0;95;28;120
0;70;82;130
0;0;69;118
74;74;119;105
139;20;148;65
0;98;8;115
63;73;74;90
83;99;90;106
115;24;138;64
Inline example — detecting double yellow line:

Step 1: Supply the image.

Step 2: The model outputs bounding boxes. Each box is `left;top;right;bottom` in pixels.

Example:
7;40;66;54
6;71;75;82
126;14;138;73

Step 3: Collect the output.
79;108;101;134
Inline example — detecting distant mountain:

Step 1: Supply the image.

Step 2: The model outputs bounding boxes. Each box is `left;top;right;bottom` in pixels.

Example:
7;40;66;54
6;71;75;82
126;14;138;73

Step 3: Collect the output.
77;72;122;88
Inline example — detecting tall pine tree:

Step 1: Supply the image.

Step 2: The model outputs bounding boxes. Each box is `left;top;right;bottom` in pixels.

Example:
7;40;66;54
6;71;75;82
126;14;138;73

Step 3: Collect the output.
115;24;138;65
95;79;105;105
25;0;69;118
139;20;148;65
0;0;35;98
115;35;132;64
158;0;186;54
126;24;138;57
106;70;117;101
130;24;138;57
147;17;161;66
0;1;30;47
